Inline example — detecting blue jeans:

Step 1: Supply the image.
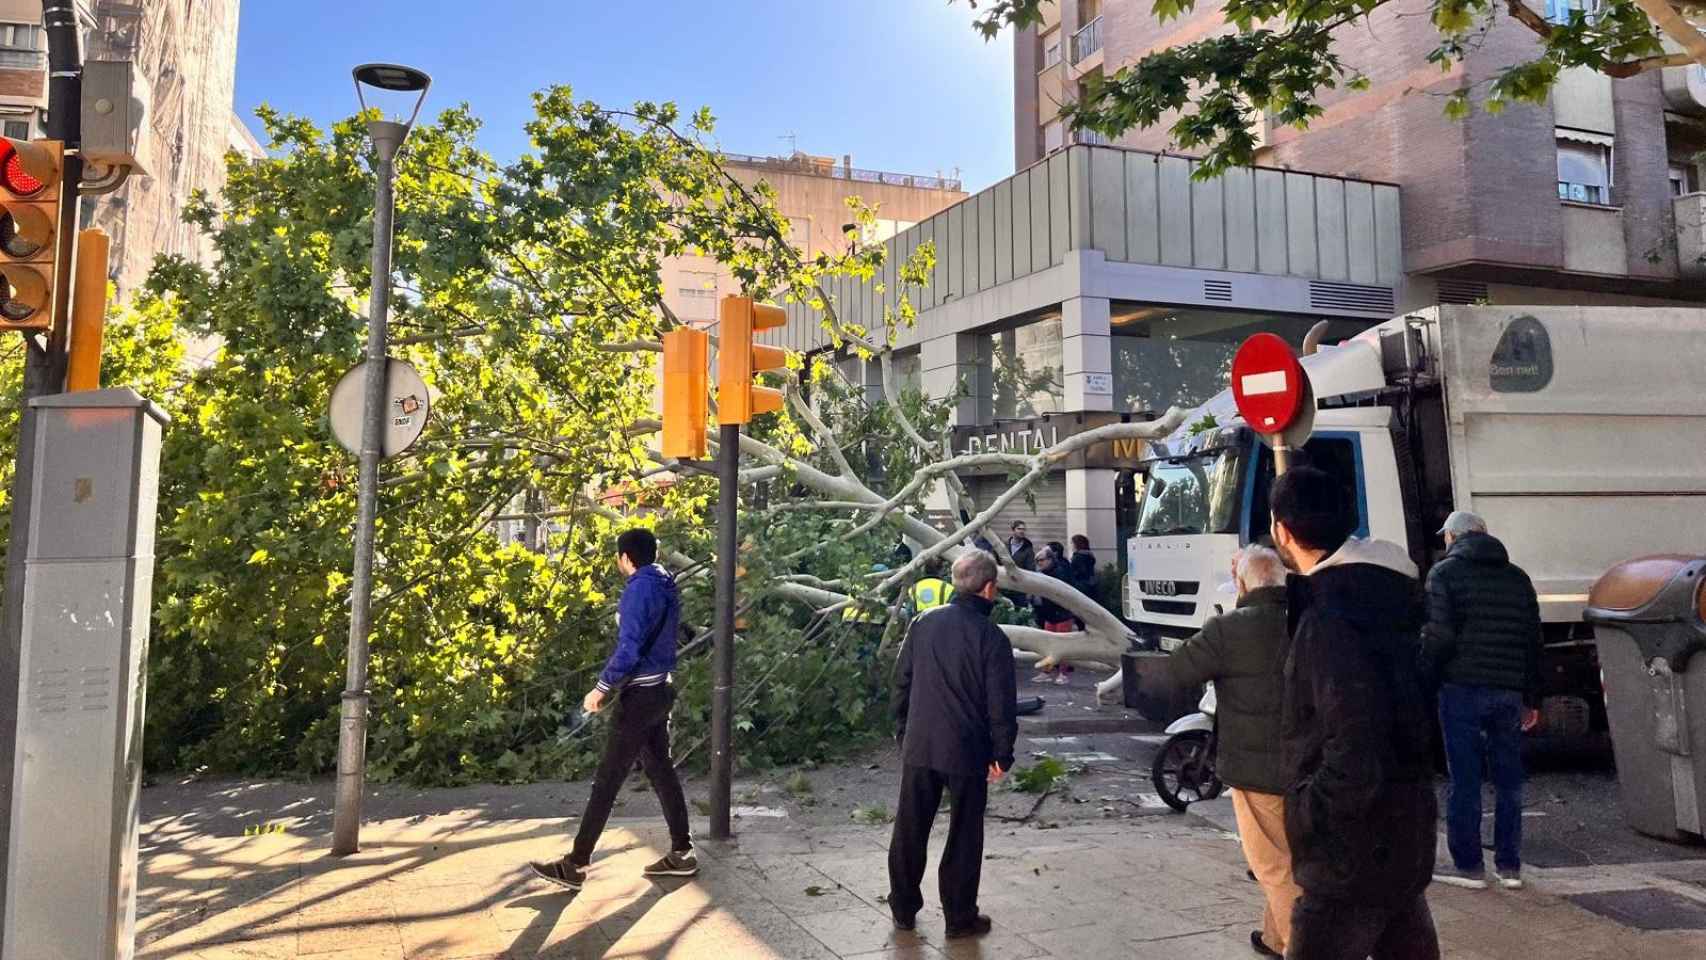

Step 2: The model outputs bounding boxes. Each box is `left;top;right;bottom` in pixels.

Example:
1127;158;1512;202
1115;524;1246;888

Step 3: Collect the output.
1438;683;1525;872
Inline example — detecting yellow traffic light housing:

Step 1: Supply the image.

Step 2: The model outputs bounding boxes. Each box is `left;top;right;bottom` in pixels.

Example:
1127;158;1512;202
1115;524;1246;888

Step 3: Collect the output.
661;327;710;460
716;296;789;425
0;138;62;331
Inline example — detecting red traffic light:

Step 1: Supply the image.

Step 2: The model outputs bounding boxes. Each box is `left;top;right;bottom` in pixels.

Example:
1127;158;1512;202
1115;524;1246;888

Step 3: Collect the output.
0;142;45;197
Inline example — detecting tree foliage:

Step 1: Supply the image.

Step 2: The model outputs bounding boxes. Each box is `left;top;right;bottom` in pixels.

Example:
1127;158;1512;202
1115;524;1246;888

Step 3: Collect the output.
964;0;1706;176
0;88;945;785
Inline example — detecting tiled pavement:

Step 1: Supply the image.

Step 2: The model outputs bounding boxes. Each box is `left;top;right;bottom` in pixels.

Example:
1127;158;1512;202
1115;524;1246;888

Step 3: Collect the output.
137;810;1706;960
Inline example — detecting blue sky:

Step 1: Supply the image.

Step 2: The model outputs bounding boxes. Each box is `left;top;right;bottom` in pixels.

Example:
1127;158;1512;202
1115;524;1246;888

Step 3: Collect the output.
234;0;1016;192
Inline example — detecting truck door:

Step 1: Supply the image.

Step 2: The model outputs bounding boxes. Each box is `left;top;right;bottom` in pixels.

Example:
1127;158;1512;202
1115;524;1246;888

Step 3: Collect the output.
1243;433;1372;545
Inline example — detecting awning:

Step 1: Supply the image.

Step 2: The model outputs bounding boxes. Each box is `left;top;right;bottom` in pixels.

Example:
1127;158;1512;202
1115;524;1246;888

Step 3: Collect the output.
1556;127;1615;147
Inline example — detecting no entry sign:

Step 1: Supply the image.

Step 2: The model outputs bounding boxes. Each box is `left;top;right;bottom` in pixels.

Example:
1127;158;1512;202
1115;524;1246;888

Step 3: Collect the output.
1231;333;1304;435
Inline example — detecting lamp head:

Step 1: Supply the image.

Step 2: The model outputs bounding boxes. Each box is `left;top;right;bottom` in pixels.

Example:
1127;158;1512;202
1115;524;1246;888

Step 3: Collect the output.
352;63;431;147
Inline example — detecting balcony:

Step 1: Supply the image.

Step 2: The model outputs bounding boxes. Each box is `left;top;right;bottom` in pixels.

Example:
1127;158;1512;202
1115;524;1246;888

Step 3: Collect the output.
1071;17;1103;65
1661;63;1706;116
1678;191;1706;282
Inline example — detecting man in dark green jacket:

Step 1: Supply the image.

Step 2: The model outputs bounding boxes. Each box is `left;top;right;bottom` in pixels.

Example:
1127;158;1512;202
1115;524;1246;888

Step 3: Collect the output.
1162;545;1298;958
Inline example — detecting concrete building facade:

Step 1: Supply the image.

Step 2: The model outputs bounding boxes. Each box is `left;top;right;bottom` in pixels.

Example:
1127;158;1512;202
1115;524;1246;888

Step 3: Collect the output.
660;151;965;327
0;0;259;303
1013;0;1706;307
766;143;1404;560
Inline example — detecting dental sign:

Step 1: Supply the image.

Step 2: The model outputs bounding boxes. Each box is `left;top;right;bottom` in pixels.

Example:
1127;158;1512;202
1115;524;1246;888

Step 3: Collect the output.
1230;332;1304;436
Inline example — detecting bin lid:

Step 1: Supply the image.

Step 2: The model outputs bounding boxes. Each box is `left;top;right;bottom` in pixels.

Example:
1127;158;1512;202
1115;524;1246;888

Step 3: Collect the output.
1587;555;1701;614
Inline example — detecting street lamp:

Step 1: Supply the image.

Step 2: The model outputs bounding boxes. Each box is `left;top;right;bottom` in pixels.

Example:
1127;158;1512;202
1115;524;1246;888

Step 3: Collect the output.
332;62;431;857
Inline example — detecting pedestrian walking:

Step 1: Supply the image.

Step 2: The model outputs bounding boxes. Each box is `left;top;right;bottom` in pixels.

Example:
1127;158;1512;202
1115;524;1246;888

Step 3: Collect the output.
530;529;695;891
1269;467;1440;960
1029;546;1076;685
888;550;1017;940
1160;545;1299;958
1421;510;1543;891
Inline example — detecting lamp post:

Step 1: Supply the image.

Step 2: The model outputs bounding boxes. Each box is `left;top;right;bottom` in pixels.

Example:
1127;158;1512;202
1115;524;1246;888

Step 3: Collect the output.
333;62;431;857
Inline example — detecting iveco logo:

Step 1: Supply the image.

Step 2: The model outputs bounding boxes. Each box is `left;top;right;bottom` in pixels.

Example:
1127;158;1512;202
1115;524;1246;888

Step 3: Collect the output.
1140;580;1178;597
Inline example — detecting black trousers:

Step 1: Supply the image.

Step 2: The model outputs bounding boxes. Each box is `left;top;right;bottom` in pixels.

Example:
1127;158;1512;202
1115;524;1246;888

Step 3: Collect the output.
887;764;988;928
568;684;692;866
1287;893;1440;960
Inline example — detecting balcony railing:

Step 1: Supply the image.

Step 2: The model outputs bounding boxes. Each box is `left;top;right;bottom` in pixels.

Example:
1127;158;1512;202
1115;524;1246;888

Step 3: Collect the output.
719;152;962;192
1071;16;1104;64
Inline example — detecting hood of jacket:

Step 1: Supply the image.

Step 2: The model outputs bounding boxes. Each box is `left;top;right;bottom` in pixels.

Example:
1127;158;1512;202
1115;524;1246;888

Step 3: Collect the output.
1292;538;1420;637
1445;531;1510;566
1310;537;1418;579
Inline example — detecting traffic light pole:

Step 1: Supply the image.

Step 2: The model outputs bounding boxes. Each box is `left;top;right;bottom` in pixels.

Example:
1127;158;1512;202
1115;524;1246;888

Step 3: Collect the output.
709;422;739;840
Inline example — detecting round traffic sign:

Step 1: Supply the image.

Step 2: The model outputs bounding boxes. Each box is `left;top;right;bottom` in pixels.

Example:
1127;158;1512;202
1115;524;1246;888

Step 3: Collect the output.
1230;333;1304;435
328;357;432;458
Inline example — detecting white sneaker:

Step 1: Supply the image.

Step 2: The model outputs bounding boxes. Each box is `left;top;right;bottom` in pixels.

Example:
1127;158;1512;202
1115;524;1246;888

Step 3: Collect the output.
1432;867;1488;890
1030;672;1054;683
1493;868;1523;890
1054;673;1071;686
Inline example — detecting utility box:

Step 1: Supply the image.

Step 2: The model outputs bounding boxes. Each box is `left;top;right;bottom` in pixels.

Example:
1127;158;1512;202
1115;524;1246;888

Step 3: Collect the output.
3;389;166;960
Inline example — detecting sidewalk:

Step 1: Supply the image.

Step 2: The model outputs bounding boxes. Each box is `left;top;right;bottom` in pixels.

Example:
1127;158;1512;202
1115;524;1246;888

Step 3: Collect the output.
138;805;1706;960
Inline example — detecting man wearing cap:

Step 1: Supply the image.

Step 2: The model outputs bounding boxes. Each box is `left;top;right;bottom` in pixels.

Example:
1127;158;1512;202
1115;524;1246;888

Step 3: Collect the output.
1421;511;1543;891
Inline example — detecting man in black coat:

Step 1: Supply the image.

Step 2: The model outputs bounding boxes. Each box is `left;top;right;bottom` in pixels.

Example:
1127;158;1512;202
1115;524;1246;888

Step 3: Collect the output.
1421;510;1543;891
1270;467;1440;960
889;549;1017;941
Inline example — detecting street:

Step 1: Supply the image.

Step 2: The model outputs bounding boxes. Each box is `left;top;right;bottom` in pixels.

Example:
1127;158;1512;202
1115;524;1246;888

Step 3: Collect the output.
133;667;1706;958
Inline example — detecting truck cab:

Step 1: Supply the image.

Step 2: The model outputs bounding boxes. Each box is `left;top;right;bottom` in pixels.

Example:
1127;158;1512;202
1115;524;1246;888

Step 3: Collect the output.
1124;324;1414;651
1125;416;1410;650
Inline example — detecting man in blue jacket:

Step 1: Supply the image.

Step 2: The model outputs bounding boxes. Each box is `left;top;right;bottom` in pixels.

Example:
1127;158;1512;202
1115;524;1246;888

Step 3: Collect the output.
531;528;694;890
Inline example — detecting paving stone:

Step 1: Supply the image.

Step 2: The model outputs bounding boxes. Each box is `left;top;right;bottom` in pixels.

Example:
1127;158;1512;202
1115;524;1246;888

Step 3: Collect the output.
795;905;930;955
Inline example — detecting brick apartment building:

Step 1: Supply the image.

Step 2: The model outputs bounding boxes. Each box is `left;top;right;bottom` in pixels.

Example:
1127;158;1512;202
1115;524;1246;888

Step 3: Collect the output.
660;151;967;327
0;0;261;309
1015;0;1706;307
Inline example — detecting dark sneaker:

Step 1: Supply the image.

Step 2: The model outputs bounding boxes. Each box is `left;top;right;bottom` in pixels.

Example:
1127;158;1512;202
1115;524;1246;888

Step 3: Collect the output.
1250;930;1282;957
1493;867;1524;890
529;859;585;891
642;850;699;878
893;913;916;932
945;915;993;939
1432;865;1488;890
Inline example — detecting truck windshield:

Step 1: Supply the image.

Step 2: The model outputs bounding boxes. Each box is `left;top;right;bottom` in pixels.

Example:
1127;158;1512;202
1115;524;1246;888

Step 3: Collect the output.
1136;447;1247;537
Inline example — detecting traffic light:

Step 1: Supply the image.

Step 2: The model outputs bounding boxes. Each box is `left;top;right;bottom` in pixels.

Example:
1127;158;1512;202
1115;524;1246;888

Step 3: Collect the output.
0;138;63;331
661;327;710;460
716;295;788;425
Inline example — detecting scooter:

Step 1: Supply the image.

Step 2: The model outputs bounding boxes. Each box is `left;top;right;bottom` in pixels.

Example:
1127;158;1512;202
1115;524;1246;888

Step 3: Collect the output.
1151;682;1224;812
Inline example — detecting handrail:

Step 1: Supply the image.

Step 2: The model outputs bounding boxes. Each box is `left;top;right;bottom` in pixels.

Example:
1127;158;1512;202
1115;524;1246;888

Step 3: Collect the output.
719;152;963;192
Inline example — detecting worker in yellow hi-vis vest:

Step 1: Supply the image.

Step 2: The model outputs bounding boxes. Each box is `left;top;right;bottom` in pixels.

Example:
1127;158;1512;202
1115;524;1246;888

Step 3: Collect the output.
909;559;955;615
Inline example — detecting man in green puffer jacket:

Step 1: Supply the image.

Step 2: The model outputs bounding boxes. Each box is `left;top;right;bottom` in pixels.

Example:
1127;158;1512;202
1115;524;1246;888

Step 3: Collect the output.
1162;545;1298;958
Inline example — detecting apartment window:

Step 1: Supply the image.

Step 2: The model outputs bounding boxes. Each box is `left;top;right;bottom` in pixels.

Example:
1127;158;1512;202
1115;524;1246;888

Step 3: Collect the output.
1;119;28;140
1672;163;1702;197
1043;120;1065;154
1556;131;1613;205
1042;30;1062;69
1544;0;1600;23
0;23;42;68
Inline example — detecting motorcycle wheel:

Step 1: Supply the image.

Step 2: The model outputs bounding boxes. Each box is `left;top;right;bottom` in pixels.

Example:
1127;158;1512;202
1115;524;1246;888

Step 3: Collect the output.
1150;730;1222;813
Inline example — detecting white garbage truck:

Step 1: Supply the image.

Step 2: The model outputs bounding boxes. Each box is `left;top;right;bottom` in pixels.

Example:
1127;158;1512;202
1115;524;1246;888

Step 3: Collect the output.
1122;305;1706;736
